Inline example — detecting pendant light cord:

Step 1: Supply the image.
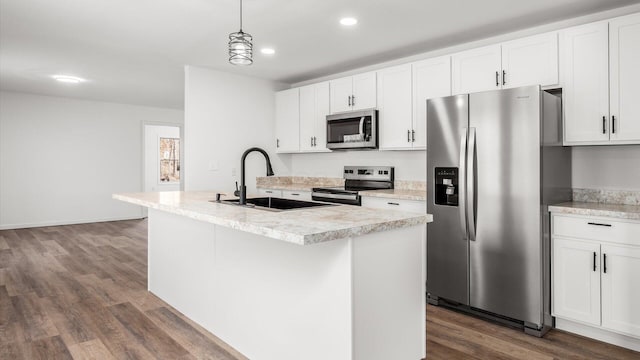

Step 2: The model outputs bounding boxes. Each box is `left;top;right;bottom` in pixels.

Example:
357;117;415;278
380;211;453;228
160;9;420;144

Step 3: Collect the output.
239;0;243;32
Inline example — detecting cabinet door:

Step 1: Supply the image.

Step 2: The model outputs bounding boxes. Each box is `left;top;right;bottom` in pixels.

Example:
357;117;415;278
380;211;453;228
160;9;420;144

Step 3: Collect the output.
275;88;300;153
352;72;377;110
314;81;330;150
552;237;601;326
560;22;610;144
377;64;413;150
412;56;451;149
501;32;558;89
609;13;640;144
601;244;640;337
330;77;353;114
299;84;317;152
451;44;501;95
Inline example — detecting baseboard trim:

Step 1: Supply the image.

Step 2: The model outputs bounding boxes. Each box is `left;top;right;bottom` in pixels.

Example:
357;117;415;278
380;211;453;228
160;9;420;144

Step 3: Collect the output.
0;215;146;230
555;318;640;352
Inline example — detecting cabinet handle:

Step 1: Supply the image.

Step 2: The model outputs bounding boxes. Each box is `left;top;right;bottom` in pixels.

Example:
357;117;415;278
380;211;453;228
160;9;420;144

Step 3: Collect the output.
266;190;273;193
407;130;411;142
603;253;607;273
291;193;300;196
277;139;280;148
587;222;611;227
612;115;616;134
311;137;314;147
412;130;415;142
502;70;506;85
352;95;355;106
348;95;352;107
593;252;597;272
387;202;400;206
496;71;499;87
313;136;317;146
602;116;606;134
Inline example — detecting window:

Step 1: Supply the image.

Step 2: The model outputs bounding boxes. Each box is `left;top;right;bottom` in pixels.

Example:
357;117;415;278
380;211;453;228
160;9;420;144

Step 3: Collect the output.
159;137;180;182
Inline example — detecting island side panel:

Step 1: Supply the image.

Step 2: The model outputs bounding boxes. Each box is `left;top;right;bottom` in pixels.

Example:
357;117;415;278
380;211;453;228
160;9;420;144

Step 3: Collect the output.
148;208;217;326
351;225;427;360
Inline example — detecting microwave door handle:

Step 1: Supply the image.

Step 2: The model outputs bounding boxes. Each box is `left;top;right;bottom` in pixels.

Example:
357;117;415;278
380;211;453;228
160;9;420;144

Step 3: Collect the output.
359;117;365;136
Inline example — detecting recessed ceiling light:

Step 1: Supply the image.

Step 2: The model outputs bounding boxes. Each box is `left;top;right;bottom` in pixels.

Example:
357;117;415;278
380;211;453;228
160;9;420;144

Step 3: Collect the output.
340;17;358;26
52;75;85;84
261;48;275;55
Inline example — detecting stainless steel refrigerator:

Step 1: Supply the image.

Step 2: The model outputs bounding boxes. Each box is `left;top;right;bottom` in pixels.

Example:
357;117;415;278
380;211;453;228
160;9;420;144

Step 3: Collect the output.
426;85;571;336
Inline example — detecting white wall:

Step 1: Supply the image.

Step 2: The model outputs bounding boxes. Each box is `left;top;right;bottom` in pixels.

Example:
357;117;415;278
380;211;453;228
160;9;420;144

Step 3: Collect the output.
0;91;183;229
290;151;426;181
184;66;289;194
572;146;640;190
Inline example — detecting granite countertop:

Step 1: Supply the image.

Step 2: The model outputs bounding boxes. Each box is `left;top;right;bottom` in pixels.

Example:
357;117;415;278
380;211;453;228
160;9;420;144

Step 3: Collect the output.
260;183;315;192
549;202;640;221
114;191;432;246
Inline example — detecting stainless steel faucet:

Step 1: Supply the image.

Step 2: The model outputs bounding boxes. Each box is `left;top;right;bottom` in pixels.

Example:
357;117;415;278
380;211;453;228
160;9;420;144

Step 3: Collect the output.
236;147;274;205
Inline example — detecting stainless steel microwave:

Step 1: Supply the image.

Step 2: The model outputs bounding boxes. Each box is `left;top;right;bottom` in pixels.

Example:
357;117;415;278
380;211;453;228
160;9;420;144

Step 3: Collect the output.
326;109;378;150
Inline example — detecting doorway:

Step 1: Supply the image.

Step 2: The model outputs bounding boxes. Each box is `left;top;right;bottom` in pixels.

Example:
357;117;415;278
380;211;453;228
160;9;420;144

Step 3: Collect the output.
144;125;182;192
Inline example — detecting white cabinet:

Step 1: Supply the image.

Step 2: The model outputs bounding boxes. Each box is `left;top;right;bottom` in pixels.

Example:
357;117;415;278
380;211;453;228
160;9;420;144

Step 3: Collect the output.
452;44;502;95
275;88;300;153
551;214;640;340
552;237;601;326
609;13;640;143
560;22;610;144
561;13;640;145
601;244;640;337
257;188;282;197
377;64;414;150
378;57;451;150
330;72;376;113
501;32;559;89
281;190;312;201
299;82;330;152
412;56;452;149
452;33;558;95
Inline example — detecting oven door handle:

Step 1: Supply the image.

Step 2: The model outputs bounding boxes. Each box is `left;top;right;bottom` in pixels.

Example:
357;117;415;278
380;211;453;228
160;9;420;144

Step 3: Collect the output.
311;192;358;201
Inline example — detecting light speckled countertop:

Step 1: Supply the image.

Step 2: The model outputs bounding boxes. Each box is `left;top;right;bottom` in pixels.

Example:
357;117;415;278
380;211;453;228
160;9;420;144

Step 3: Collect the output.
114;191;432;246
549;202;640;221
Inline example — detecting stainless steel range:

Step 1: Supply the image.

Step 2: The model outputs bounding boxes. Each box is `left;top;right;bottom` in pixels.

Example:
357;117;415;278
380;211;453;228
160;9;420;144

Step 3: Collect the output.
312;166;394;206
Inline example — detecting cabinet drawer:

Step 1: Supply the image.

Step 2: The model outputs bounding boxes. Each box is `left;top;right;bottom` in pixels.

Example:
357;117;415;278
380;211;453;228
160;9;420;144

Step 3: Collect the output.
361;196;426;213
257;188;282;197
552;214;640;246
281;190;312;201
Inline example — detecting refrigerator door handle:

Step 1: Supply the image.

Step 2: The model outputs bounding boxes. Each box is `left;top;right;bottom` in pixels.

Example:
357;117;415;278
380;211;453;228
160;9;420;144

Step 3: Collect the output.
459;128;468;238
467;127;477;241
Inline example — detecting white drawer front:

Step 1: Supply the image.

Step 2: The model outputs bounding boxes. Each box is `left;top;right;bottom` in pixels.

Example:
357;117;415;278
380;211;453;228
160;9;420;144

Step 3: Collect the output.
362;196;426;213
258;188;283;197
282;190;312;201
552;214;640;246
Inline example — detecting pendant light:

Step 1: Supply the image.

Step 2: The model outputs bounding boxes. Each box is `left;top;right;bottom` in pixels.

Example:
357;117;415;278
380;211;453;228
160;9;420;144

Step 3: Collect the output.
228;0;253;65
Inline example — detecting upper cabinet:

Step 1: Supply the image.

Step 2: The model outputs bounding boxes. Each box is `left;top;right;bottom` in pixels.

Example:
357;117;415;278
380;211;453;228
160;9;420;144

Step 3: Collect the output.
452;44;502;95
452;32;559;95
561;13;640;145
378;57;452;150
299;82;330;152
330;72;376;113
609;13;640;143
275;88;300;153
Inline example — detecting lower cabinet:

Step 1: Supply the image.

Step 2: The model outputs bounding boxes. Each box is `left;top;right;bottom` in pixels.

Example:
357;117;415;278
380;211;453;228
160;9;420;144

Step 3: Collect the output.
551;214;640;340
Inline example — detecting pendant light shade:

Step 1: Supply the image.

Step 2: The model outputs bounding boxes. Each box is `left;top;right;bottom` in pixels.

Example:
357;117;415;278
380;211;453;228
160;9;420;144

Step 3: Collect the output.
229;0;253;65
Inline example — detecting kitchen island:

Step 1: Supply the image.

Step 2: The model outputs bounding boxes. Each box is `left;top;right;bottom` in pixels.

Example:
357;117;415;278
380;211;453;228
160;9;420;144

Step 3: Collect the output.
114;191;432;360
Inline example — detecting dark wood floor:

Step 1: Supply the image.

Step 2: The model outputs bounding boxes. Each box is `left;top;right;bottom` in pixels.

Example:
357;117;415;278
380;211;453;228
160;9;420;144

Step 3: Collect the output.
1;220;638;359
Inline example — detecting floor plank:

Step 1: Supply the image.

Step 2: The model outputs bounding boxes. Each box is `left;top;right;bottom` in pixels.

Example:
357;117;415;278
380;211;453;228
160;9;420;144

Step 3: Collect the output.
1;220;638;359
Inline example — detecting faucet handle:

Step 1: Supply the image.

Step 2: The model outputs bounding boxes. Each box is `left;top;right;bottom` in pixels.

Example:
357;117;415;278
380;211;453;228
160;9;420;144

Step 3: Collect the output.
233;181;240;197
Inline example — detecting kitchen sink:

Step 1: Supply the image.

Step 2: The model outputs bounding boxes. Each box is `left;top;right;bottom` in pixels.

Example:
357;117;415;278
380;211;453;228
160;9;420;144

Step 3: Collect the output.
214;197;336;212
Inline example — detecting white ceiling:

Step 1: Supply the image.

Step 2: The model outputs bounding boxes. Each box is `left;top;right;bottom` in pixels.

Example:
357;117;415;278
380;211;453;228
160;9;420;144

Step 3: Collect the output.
1;0;638;109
